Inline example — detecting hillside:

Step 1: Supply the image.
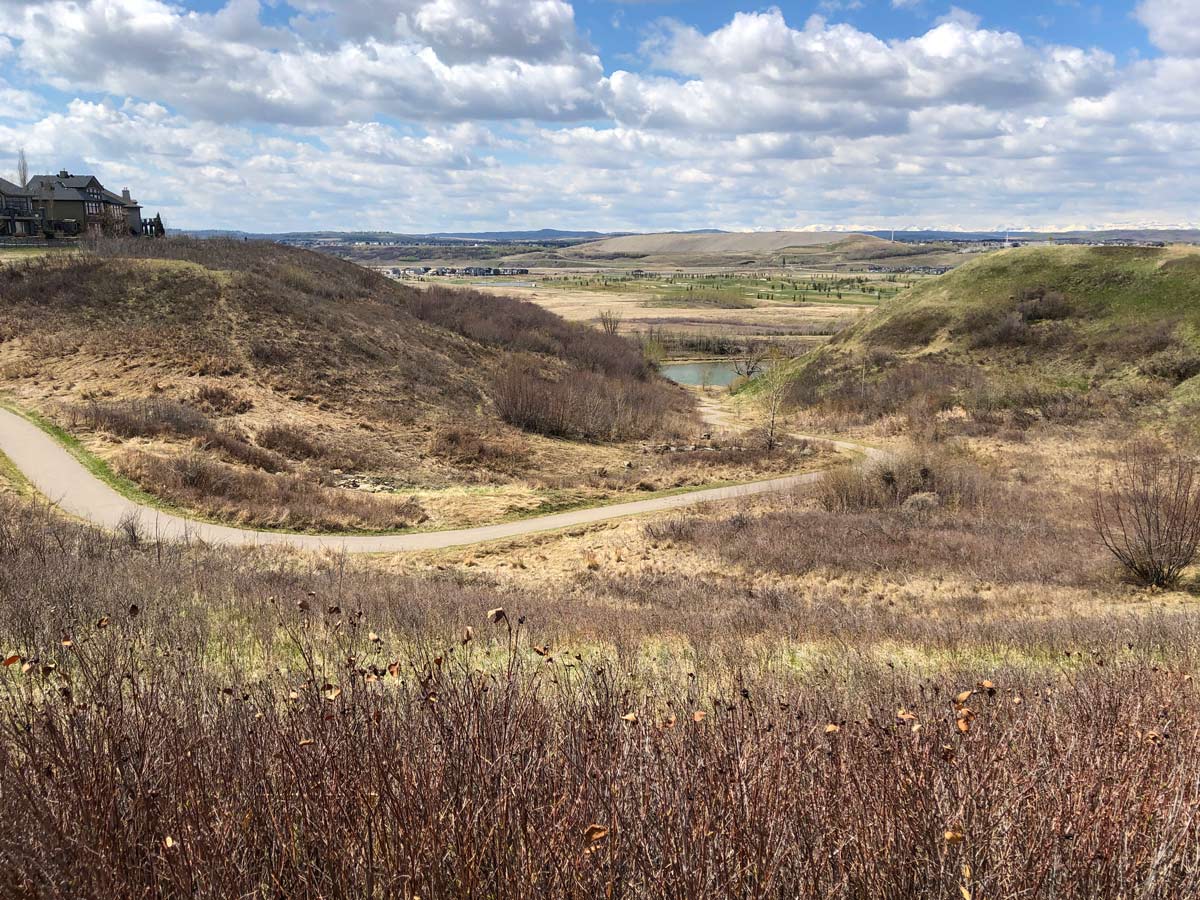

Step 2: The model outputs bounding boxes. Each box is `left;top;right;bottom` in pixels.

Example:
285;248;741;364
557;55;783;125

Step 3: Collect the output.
572;230;858;257
784;244;1200;428
539;231;964;270
0;239;703;531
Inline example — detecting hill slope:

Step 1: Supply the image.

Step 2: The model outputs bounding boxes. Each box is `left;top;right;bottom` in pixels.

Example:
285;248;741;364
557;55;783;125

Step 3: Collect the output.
785;244;1200;428
0;239;695;531
573;230;860;257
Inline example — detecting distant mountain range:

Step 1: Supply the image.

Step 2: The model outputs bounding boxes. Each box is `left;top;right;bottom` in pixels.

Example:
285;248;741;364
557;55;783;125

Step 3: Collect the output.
171;227;1200;246
172;228;726;243
866;229;1200;243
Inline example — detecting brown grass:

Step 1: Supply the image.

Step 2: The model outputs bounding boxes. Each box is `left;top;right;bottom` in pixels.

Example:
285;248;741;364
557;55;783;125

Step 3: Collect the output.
665;449;1105;586
0;495;1199;896
114;449;426;532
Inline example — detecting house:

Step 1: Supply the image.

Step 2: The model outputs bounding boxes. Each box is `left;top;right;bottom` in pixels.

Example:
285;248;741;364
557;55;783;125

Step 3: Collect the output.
0;177;38;237
25;170;143;237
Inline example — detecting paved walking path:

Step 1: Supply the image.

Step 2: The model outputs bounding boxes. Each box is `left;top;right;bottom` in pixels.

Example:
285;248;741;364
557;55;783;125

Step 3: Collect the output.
0;406;880;553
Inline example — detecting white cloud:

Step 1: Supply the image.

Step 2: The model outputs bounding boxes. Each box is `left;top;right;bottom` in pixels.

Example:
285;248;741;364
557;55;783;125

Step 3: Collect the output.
934;7;982;30
1137;0;1200;57
0;0;603;124
0;1;1197;232
604;11;1114;138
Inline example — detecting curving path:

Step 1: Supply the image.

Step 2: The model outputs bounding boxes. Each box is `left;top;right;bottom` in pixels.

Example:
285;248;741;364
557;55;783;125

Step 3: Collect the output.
0;406;881;554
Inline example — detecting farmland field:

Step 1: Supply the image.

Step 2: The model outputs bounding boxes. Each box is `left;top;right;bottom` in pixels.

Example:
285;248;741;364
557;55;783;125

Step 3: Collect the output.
422;270;929;360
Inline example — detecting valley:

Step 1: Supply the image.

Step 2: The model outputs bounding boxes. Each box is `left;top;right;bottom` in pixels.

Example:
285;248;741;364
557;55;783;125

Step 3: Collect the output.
6;235;1200;897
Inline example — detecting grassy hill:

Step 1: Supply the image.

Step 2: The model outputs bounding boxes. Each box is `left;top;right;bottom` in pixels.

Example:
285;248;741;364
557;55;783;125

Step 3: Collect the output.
781;244;1200;429
531;232;963;270
0;239;696;531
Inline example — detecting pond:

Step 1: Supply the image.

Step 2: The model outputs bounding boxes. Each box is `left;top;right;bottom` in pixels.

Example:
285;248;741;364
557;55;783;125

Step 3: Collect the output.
659;360;744;387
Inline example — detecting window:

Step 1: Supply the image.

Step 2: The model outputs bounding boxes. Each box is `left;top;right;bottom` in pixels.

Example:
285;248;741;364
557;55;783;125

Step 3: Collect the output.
86;202;101;216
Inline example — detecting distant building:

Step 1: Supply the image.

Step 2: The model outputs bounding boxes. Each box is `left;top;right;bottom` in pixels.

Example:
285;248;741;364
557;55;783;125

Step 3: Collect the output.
0;177;38;237
25;170;144;237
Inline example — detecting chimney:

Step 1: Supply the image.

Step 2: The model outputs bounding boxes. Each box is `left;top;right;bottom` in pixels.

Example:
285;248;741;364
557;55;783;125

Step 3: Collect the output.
122;188;131;201
58;169;69;178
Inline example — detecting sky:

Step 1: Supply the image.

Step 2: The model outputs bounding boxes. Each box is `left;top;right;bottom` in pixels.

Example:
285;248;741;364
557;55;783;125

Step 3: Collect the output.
0;0;1196;234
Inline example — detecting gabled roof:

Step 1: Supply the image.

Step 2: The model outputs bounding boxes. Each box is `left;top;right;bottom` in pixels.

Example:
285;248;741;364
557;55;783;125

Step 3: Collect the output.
26;177;90;202
101;188;140;209
0;177;32;197
29;174;101;190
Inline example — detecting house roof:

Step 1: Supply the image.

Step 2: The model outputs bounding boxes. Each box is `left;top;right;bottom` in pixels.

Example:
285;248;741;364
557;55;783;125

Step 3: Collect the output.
29;174;100;190
102;188;141;209
0;177;32;197
26;175;139;208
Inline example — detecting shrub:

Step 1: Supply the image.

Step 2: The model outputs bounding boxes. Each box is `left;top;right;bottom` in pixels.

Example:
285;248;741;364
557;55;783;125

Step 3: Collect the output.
492;361;683;442
256;424;322;460
430;427;524;468
72;399;211;439
191;384;253;414
1092;442;1200;588
114;450;426;532
1139;347;1200;385
410;287;652;381
819;449;990;513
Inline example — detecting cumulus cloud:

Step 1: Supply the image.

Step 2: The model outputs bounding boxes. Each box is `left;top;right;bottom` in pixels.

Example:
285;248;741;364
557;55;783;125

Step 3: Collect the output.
0;1;1196;231
1137;0;1200;57
0;0;603;124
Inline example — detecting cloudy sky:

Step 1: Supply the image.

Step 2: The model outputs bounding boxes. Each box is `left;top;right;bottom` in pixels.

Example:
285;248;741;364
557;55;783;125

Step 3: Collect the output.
0;0;1195;233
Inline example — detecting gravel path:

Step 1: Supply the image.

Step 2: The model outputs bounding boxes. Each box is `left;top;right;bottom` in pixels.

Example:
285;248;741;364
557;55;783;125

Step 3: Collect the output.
0;406;879;553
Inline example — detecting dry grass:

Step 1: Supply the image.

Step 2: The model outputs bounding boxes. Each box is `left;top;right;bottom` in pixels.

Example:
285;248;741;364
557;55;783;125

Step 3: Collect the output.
1;494;1199;896
113;449;427;532
0;239;714;531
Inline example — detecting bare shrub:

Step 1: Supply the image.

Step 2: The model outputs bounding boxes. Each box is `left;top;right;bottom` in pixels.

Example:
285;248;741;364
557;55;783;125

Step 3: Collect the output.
410;286;652;380
1092;442;1200;588
430;426;525;469
256;424;322;460
820;449;990;513
0;495;1195;895
191;384;253;414
492;361;684;442
115;450;425;532
197;429;287;473
598;309;622;336
73;398;211;439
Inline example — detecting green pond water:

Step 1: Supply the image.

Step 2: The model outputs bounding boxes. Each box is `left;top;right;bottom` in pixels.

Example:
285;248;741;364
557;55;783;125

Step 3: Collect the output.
660;361;743;387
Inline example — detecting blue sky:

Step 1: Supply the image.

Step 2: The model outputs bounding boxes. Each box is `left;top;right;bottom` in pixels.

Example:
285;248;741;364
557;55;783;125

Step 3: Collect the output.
1;0;1196;233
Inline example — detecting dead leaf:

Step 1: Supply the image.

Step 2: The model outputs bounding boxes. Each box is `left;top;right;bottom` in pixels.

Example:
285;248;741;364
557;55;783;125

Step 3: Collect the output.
2;654;18;667
621;713;638;723
954;690;973;705
692;711;707;723
462;626;474;645
369;632;381;644
896;709;917;723
163;836;176;850
96;617;110;629
487;607;506;623
944;829;965;845
324;687;342;702
298;739;314;747
584;824;608;843
824;723;840;734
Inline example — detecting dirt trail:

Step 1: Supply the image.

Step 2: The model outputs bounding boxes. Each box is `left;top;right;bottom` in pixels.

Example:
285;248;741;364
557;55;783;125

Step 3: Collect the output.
0;406;881;554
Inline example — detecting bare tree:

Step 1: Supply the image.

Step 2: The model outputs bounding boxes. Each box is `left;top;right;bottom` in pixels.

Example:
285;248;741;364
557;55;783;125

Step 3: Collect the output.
1092;441;1200;588
16;148;28;188
757;361;791;453
598;309;622;336
734;340;770;380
